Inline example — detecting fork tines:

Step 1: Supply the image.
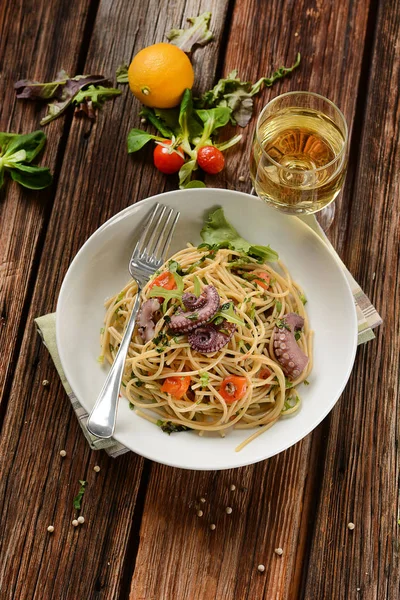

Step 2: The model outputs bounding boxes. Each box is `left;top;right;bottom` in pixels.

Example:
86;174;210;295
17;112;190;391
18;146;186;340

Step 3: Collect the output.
133;203;180;265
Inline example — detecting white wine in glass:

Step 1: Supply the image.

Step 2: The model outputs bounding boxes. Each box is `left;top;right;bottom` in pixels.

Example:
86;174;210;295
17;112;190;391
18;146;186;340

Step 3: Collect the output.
250;92;348;220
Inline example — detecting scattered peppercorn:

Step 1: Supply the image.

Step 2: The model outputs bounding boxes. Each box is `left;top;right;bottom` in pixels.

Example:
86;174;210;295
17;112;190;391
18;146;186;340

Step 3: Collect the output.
72;519;79;527
47;525;54;533
274;548;283;556
225;506;232;514
257;564;265;572
348;522;355;530
77;516;85;524
42;380;49;386
210;524;216;530
60;450;67;457
230;484;236;491
197;510;203;517
94;465;100;472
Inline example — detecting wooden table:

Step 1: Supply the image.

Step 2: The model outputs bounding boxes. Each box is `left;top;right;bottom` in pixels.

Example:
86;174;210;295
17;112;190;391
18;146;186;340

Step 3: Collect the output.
1;0;399;598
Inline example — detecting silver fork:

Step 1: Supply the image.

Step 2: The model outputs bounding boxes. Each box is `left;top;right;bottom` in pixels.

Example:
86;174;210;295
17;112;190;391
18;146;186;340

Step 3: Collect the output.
87;203;180;439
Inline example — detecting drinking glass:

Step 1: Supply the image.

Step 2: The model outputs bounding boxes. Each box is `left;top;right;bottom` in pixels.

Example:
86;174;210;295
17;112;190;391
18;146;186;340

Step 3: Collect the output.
250;92;348;229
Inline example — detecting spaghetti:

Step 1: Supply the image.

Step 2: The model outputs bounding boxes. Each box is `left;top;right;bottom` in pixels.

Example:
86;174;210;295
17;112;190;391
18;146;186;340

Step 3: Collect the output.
99;245;313;451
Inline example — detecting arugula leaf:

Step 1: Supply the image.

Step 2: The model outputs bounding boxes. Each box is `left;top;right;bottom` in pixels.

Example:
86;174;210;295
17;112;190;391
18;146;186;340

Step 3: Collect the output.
282;394;299;411
149;271;184;311
300;293;307;305
166;12;214;53
116;63;129;83
74;85;121;119
212;301;244;326
199;372;209;387
127;129;164;153
250;53;301;95
0;131;52;190
156;420;191;434
195;54;301;127
276;318;291;331
201;208;278;262
39;75;110;125
73;480;87;510
193;275;201;297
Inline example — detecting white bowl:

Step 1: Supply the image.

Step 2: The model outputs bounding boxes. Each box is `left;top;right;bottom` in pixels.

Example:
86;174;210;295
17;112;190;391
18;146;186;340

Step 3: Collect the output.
56;189;357;470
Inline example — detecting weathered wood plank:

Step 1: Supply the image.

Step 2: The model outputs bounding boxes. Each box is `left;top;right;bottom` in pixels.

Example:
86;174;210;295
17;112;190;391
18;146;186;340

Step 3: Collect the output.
0;1;231;598
303;0;400;597
0;0;95;414
129;0;373;598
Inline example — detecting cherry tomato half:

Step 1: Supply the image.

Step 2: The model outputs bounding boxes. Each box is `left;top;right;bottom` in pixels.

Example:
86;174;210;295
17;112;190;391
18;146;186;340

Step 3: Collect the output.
153;141;185;174
197;146;225;174
251;271;271;290
149;271;176;291
259;367;272;390
161;376;191;399
219;375;247;403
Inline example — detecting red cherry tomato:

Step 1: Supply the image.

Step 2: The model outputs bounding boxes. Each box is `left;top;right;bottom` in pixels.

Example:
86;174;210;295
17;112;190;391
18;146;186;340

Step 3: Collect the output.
161;376;191;399
219;376;247;403
197;146;225;174
153;141;185;174
149;271;177;291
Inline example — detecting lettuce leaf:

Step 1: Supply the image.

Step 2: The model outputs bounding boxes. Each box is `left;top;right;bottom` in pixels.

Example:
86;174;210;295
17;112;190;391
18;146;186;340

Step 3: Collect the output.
200;208;278;262
166;12;214;53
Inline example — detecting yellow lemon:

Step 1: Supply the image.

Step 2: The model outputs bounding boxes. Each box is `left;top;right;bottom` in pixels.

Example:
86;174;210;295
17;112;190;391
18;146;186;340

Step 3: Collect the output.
128;43;194;108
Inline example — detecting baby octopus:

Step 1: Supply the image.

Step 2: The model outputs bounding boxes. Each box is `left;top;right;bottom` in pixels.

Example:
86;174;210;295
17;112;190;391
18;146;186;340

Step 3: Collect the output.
169;285;220;333
273;313;308;379
188;321;236;354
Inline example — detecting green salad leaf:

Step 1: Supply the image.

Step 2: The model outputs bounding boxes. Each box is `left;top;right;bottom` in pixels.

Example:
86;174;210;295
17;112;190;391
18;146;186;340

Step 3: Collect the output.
195;54;301;127
156;420;191;434
15;71;120;125
74;85;121;119
127;129;165;153
116;63;129;83
212;301;245;326
166;12;214;53
73;480;87;510
0;131;52;190
200;208;278;262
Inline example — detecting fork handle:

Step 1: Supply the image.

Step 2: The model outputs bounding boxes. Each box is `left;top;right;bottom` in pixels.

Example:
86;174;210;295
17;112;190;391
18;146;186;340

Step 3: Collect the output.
87;285;142;438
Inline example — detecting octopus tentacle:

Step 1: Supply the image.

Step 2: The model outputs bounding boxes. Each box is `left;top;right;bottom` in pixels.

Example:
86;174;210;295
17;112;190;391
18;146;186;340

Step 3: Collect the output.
188;320;236;354
273;312;308;379
182;292;207;311
137;298;161;343
169;285;220;333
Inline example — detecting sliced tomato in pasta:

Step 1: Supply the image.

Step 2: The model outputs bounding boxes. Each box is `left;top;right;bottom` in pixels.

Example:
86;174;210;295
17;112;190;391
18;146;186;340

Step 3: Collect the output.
220;376;247;403
161;375;191;399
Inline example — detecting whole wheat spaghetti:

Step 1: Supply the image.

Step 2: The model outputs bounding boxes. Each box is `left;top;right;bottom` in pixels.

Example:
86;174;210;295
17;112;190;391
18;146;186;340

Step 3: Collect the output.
99;245;313;451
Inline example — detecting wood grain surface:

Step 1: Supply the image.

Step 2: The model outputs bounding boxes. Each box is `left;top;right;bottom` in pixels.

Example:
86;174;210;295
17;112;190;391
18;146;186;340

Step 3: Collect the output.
0;0;398;598
303;0;400;597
